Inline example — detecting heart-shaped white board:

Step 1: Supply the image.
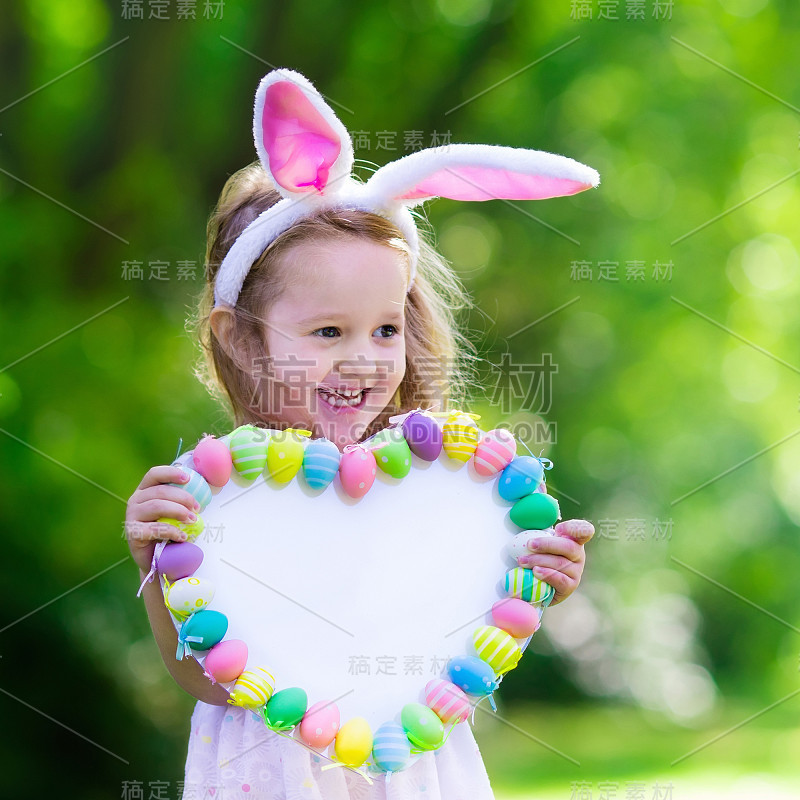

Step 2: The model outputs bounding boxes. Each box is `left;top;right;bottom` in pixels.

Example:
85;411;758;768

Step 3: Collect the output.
172;445;527;732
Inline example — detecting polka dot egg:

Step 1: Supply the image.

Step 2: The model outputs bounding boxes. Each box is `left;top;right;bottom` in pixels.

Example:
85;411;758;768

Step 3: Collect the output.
165;576;215;617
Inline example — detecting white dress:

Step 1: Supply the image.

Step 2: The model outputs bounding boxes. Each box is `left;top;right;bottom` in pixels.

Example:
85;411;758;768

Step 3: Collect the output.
181;700;496;800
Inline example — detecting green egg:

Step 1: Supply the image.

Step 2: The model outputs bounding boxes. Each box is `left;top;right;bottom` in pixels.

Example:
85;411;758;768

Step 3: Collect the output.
264;687;308;731
509;492;560;530
400;702;444;751
371;428;412;479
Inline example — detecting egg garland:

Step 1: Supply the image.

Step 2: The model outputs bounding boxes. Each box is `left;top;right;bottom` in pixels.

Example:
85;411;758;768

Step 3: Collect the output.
141;412;561;781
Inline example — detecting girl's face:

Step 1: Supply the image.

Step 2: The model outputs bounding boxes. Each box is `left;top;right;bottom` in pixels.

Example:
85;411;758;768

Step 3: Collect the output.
260;237;408;447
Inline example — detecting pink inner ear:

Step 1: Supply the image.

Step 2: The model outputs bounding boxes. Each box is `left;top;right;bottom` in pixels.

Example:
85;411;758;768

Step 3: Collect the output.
262;82;342;194
396;166;592;202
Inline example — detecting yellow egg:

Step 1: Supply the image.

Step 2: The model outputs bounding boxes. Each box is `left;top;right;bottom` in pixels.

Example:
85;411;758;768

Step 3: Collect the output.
157;516;205;542
442;412;481;462
228;667;275;709
334;717;373;767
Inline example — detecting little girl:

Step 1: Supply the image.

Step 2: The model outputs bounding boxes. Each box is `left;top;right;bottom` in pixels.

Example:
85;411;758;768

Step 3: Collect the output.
126;69;598;799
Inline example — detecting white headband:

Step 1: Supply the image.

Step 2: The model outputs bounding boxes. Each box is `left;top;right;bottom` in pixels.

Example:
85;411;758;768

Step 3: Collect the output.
213;68;600;308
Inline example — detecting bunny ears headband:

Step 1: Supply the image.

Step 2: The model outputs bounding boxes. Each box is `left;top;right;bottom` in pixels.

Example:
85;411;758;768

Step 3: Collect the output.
213;69;600;308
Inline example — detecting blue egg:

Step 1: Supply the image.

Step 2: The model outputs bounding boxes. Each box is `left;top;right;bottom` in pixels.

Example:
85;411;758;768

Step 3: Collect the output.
447;655;499;697
176;609;228;660
302;438;341;490
498;456;545;502
372;721;412;774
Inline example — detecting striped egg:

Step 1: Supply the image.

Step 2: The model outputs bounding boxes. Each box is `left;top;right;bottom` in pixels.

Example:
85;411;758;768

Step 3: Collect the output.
401;703;444;751
299;700;340;748
169;467;212;512
504;567;554;604
498;456;545;502
492;598;540;638
473;429;517;476
369;427;412;479
229;425;270;481
372;721;413;774
267;429;309;483
442;413;480;462
473;625;523;675
510;492;561;530
228;666;275;709
424;679;470;724
447;655;499;698
339;446;377;498
165;576;215;617
507;528;554;561
402;411;442;461
302;438;341;489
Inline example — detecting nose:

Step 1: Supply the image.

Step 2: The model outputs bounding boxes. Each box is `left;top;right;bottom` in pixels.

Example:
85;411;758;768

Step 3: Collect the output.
336;353;380;379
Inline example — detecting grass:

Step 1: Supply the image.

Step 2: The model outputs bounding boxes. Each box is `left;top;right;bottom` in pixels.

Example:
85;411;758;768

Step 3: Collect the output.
474;702;800;799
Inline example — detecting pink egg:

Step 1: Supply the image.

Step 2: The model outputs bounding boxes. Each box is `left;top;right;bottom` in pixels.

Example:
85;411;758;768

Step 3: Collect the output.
299;700;340;748
192;435;233;487
425;679;471;724
473;429;517;476
491;598;540;638
203;639;248;684
157;542;204;582
338;447;377;499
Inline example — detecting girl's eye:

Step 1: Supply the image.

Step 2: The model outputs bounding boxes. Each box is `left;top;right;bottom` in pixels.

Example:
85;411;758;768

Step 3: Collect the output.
313;326;340;338
374;325;399;338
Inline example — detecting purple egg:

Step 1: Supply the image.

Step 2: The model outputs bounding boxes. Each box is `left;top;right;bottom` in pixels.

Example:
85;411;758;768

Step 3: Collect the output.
157;542;204;582
402;412;443;461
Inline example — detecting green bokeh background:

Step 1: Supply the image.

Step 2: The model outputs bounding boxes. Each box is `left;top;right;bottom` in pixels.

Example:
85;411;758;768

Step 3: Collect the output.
2;1;799;797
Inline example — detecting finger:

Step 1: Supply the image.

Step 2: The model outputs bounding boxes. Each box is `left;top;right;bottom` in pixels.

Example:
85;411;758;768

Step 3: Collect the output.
124;519;188;544
517;553;580;576
133;498;200;525
136;483;202;512
138;465;191;492
525;535;582;562
553;519;594;545
532;566;575;605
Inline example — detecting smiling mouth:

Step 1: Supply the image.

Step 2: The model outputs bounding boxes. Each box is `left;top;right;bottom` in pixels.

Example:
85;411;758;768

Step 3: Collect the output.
317;386;371;410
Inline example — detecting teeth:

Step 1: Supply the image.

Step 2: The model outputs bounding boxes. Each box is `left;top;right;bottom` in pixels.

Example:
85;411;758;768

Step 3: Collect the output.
318;388;366;408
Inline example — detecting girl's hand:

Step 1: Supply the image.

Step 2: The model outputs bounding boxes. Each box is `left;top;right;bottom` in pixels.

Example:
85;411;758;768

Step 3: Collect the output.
125;465;201;574
516;519;594;606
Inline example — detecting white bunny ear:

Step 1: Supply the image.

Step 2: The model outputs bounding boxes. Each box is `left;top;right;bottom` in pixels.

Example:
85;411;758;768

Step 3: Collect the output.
365;144;599;207
253;69;354;198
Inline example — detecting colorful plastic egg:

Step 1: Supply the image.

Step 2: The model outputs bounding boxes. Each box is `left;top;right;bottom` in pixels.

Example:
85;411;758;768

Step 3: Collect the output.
425;679;471;724
177;609;228;659
505;567;554;604
339;446;377;498
447;655;499;698
507;529;554;561
299;700;340;748
492;598;540;638
169;467;212;512
202;639;248;684
228;666;276;709
156;541;204;581
267;428;309;483
402;411;442;461
265;687;308;731
442;412;480;462
510;492;561;530
229;424;270;481
165;576;215;617
497;456;545;502
369;427;412;479
302;438;341;489
334;717;373;767
157;516;205;542
372;721;413;774
473;428;517;476
473;625;523;675
401;703;445;751
192;434;233;487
